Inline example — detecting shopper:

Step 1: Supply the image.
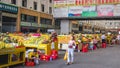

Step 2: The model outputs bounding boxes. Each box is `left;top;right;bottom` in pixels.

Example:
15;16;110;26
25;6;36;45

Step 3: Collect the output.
66;35;76;65
93;37;99;48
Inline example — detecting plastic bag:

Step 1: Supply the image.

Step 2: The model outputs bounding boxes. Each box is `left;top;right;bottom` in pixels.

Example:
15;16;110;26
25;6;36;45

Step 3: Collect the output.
63;52;68;61
34;58;39;65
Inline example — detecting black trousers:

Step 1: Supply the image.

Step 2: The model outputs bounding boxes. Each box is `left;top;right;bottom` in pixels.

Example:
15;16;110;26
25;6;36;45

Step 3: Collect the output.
102;39;106;43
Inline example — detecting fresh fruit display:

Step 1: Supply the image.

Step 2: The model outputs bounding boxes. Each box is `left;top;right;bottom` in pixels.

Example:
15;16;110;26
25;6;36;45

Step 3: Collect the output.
58;35;71;44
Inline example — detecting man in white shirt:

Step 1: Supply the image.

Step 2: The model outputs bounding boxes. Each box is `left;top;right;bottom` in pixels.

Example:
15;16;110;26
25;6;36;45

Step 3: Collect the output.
101;34;106;43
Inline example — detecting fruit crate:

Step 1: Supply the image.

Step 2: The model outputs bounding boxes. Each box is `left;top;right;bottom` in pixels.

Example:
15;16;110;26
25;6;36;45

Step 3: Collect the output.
0;47;26;68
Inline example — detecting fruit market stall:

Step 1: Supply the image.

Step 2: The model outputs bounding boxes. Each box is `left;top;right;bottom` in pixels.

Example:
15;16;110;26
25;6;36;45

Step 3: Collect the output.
58;35;71;50
0;47;25;68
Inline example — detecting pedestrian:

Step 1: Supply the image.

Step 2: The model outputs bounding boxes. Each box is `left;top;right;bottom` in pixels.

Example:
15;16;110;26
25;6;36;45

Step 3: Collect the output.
117;34;120;45
90;39;94;50
93;37;99;49
66;35;76;65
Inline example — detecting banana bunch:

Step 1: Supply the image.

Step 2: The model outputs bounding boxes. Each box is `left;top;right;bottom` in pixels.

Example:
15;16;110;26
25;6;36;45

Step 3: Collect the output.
82;37;88;42
0;41;5;49
4;43;13;48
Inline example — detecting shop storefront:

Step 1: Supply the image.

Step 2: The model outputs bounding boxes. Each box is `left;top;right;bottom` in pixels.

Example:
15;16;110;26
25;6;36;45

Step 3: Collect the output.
0;2;18;32
17;7;54;33
20;14;38;33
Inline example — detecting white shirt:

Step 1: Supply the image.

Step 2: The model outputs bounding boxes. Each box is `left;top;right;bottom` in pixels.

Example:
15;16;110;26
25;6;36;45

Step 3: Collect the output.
68;40;76;49
101;35;106;39
117;35;120;40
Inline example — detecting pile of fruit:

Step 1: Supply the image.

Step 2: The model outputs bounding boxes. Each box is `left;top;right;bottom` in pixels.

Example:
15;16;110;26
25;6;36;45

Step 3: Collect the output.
0;33;51;49
58;35;71;44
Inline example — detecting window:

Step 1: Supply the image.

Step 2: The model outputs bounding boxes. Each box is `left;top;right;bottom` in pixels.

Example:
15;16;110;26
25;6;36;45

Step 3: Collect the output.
49;0;52;3
34;2;37;10
0;12;1;21
40;18;52;25
72;24;78;28
22;0;27;7
40;18;46;24
55;20;60;26
11;0;16;4
21;14;37;23
110;22;112;25
21;14;27;21
49;7;52;14
41;4;44;12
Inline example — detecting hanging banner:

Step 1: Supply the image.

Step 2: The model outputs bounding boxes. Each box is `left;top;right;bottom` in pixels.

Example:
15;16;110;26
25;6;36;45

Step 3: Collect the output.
82;6;97;17
83;6;96;12
82;11;97;17
53;7;68;17
68;6;83;17
97;5;114;16
114;4;120;16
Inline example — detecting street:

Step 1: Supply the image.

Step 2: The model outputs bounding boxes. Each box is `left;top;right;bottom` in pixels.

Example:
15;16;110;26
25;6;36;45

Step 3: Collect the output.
15;45;120;68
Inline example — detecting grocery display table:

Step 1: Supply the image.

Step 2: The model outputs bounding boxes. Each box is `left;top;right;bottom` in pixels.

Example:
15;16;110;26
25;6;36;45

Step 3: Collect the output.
0;47;26;68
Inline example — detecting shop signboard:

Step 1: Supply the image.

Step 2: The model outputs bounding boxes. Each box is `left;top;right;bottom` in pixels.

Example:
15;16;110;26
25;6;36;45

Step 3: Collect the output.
114;4;120;16
54;0;67;8
0;2;18;13
21;22;31;26
53;7;68;17
68;6;83;17
97;5;114;16
31;23;39;27
67;0;76;6
39;24;48;28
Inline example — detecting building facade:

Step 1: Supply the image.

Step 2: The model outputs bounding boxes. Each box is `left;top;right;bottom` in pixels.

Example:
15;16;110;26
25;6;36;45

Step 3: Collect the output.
0;0;55;33
0;2;18;32
1;0;53;14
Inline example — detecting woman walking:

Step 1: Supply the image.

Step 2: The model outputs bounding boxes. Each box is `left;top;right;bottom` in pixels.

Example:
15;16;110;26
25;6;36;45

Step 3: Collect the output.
66;35;76;65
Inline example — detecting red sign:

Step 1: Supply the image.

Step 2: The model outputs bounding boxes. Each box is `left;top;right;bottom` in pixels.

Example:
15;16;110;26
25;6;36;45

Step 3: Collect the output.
76;0;79;5
109;0;113;3
97;0;101;4
76;0;82;5
106;0;109;3
115;0;119;3
82;0;85;5
89;0;93;4
101;0;105;4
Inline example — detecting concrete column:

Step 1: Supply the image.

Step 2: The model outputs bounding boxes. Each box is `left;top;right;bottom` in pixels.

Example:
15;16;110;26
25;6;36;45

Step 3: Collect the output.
37;13;40;32
60;20;70;34
16;7;21;32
